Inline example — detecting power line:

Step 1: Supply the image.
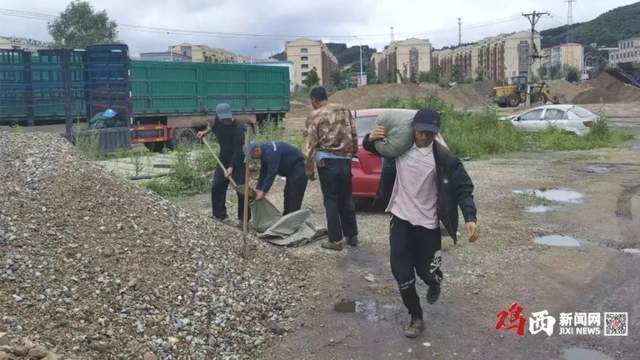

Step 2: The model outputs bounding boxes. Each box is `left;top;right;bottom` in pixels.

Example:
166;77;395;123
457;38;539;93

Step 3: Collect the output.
0;7;525;42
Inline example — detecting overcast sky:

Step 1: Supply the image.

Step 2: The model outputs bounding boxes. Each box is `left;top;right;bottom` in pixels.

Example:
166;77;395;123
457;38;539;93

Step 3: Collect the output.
1;0;637;57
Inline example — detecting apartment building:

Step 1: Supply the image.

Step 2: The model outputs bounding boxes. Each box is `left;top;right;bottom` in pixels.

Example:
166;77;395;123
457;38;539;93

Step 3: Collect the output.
542;43;584;72
433;31;542;83
372;38;432;83
610;37;640;64
285;38;338;88
169;43;239;63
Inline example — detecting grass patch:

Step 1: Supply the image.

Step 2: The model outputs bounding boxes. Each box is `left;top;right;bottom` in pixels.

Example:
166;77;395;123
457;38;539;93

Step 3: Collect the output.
380;97;634;158
144;147;211;197
255;122;304;150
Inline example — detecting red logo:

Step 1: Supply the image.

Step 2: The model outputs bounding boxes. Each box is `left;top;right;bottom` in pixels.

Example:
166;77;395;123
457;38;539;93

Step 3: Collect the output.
496;303;528;336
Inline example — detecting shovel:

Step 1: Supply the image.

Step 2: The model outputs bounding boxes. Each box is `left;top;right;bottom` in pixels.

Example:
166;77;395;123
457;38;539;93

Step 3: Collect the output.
201;138;256;200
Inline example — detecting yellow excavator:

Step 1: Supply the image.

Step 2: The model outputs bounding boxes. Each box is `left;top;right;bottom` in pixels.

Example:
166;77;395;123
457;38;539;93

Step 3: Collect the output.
492;76;562;107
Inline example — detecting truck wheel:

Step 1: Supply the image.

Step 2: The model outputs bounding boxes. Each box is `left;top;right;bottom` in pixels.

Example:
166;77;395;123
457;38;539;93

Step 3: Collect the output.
144;141;165;153
508;95;520;107
170;128;198;149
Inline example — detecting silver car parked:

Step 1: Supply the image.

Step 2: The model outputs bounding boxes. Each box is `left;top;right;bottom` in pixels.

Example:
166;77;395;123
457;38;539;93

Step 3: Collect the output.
503;105;597;136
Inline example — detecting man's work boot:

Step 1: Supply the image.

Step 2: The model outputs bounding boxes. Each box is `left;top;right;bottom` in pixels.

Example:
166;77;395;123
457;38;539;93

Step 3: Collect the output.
345;235;358;247
321;240;344;251
403;318;424;338
426;283;441;304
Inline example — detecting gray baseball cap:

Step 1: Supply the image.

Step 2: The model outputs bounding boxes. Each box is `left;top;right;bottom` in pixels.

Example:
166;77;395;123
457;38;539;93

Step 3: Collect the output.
215;103;233;120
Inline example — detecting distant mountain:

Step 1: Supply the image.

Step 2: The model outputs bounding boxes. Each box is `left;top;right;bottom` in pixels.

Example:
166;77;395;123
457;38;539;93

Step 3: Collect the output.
270;51;287;61
326;43;376;68
269;43;377;68
541;2;640;48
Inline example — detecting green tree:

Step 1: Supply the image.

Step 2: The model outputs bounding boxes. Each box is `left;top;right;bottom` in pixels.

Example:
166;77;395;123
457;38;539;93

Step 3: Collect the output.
302;68;320;88
332;70;347;88
49;1;118;48
565;65;580;83
450;64;463;83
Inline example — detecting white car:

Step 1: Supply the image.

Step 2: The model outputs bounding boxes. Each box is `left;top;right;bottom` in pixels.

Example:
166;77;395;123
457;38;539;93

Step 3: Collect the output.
502;105;597;136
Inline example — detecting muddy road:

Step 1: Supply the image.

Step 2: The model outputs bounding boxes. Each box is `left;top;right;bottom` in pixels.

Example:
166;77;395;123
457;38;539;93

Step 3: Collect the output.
175;114;640;360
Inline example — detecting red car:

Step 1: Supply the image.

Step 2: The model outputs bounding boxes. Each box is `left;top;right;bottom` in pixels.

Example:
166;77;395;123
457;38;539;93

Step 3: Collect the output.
351;109;447;201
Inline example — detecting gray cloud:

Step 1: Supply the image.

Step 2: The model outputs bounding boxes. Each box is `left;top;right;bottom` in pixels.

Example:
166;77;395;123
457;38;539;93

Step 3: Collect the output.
1;0;637;57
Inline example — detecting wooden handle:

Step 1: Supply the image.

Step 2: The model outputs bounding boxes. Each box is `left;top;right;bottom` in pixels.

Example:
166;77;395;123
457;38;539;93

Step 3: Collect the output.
202;138;238;188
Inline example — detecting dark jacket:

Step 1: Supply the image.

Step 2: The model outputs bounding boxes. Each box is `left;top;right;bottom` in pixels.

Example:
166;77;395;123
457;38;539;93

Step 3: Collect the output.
211;119;245;168
362;134;477;243
256;142;305;192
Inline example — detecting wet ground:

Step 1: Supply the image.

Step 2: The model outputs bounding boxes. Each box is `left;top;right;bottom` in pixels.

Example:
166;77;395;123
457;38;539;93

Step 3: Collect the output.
173;117;640;359
6;104;640;359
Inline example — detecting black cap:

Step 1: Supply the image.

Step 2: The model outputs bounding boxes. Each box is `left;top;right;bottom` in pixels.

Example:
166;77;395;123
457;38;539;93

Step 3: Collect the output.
412;109;440;133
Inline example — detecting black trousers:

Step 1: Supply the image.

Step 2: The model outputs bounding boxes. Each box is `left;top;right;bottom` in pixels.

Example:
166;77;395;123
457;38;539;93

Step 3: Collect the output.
317;158;358;242
390;215;442;320
211;163;247;220
283;164;308;215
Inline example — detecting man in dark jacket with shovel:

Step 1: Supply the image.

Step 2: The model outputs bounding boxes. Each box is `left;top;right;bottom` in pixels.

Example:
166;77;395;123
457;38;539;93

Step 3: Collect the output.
197;103;247;223
362;108;478;339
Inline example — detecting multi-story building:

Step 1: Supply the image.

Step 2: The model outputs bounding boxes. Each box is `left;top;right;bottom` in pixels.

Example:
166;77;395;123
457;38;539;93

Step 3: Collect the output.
285;38;338;88
542;43;584;72
169;43;238;63
0;36;50;51
609;37;640;64
372;38;432;83
432;31;541;83
139;51;192;62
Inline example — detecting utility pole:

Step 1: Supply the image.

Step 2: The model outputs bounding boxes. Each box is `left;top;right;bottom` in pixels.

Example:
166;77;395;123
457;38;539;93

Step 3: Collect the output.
566;0;575;26
566;0;576;43
522;11;549;107
458;17;462;46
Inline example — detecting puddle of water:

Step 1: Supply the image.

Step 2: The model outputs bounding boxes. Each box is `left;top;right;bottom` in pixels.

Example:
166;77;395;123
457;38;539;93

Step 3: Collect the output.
583;166;611;174
536;189;584;203
563;348;613;360
355;300;382;322
622;248;640;255
534;235;582;248
514;188;584;204
526;205;554;213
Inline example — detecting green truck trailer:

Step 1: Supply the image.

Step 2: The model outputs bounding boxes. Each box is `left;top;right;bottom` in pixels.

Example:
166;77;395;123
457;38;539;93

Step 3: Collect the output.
129;58;290;151
1;44;290;151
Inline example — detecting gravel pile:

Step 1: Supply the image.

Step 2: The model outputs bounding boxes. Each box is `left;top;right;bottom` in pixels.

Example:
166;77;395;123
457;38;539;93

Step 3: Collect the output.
0;133;307;359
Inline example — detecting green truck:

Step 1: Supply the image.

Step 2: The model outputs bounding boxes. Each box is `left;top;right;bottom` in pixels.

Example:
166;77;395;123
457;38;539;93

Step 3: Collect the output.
1;44;290;151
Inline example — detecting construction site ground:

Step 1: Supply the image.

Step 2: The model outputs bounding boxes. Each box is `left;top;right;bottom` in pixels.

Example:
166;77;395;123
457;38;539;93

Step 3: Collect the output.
2;76;639;359
174;104;640;360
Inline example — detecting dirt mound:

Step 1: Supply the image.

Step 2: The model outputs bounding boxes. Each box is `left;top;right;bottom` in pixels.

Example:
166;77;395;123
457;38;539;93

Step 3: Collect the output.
546;80;585;103
329;82;496;110
441;81;495;108
329;83;440;109
573;73;640;104
0;133;305;359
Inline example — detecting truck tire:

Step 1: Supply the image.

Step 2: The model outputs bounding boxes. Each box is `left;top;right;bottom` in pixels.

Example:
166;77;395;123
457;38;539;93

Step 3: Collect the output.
144;141;165;153
169;128;198;149
508;95;520;107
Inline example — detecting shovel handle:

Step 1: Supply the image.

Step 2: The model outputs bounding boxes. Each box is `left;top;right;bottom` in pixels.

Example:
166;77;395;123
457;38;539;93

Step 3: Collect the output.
202;138;238;188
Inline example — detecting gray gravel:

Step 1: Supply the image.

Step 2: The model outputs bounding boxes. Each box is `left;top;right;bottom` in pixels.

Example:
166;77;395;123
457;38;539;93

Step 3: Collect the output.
0;133;308;359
